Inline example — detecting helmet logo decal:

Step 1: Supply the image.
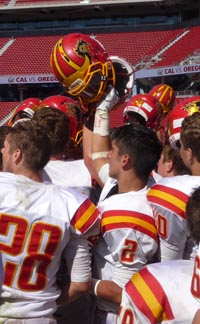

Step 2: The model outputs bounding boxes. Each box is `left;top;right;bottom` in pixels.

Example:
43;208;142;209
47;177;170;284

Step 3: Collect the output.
184;100;200;115
75;40;91;61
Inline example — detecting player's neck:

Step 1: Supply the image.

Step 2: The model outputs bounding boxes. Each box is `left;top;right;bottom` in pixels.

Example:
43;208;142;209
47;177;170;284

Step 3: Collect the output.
117;173;146;193
50;153;65;161
15;168;43;183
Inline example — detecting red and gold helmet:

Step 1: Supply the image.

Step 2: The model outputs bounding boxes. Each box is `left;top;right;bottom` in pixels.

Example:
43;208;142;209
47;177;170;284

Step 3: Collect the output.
149;83;175;113
168;96;200;148
8;97;40;126
38;95;83;146
50;33;115;110
123;93;159;129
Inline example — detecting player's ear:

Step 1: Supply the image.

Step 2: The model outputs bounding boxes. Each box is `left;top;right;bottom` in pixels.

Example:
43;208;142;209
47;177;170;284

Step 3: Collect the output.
166;159;173;173
122;153;132;170
13;148;23;165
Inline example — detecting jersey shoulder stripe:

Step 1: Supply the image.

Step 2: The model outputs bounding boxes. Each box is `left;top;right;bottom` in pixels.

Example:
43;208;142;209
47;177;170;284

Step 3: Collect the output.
101;210;158;241
147;185;188;219
126;267;174;323
71;198;100;234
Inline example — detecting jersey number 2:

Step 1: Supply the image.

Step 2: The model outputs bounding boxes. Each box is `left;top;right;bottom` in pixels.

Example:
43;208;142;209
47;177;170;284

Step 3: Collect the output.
121;239;138;264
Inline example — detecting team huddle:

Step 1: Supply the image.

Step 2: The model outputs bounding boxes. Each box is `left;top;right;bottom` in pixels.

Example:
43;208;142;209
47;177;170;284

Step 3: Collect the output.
0;32;200;324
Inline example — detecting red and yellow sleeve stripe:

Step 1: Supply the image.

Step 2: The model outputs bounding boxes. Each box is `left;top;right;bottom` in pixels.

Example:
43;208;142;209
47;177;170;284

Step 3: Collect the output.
101;210;158;242
126;267;174;323
147;184;188;219
71;199;100;234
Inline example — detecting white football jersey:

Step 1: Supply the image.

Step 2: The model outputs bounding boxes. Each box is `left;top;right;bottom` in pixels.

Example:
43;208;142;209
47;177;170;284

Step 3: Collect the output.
191;243;200;304
147;175;200;261
117;260;198;324
92;187;158;313
43;159;92;186
98;167;156;203
0;172;100;319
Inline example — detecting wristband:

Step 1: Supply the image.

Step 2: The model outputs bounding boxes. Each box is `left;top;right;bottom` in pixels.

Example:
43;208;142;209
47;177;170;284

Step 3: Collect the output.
91;278;101;296
91;151;109;161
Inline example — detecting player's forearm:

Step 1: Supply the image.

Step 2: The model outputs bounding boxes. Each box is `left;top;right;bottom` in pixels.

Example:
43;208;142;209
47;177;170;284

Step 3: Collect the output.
57;281;90;305
91;279;122;304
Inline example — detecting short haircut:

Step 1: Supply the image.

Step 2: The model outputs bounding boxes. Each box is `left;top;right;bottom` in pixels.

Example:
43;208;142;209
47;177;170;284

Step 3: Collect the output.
7;120;51;171
32;107;70;156
181;112;200;162
110;124;163;182
186;186;200;244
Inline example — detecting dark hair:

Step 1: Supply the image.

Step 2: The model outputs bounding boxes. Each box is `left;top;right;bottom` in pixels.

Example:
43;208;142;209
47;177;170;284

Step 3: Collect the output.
186;186;200;244
7;120;51;171
0;125;12;170
181;112;200;162
32;107;70;156
110;124;162;182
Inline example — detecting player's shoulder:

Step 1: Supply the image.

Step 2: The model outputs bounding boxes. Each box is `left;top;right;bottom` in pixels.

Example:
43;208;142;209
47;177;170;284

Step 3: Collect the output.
149;175;200;193
0;171;17;183
53;184;89;204
145;259;194;278
128;260;194;294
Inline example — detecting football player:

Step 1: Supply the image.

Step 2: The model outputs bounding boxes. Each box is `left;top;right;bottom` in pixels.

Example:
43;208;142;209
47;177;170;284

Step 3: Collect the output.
0;120;100;322
186;186;200;324
90;124;162;324
117;259;198;324
147;98;200;261
33;98;100;203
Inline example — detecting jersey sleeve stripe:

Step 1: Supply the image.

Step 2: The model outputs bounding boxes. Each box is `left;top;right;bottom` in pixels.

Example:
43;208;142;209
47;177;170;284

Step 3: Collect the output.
101;212;158;240
147;188;188;218
71;199;100;233
126;269;174;323
148;184;188;202
147;184;188;202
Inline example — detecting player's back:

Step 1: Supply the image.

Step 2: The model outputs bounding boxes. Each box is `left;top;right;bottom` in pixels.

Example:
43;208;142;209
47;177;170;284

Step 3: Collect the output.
43;159;92;186
0;172;90;318
147;175;200;260
117;260;198;324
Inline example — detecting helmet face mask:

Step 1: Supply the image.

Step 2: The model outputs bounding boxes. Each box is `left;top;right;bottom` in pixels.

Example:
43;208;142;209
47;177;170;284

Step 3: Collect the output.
68;60;115;106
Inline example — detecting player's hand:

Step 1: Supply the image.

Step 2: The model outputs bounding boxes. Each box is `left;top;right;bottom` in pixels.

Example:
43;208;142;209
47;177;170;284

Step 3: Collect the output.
96;86;120;112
